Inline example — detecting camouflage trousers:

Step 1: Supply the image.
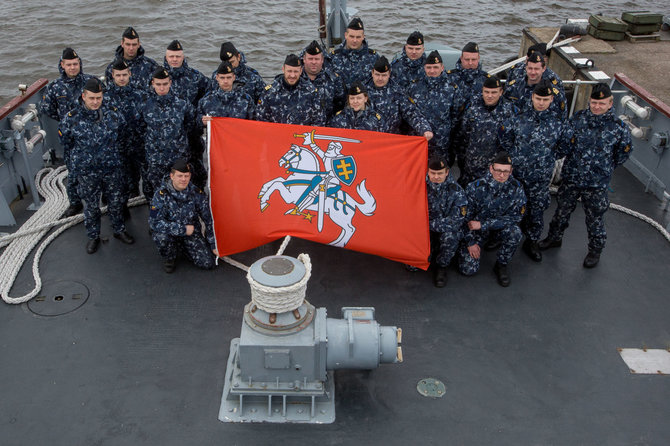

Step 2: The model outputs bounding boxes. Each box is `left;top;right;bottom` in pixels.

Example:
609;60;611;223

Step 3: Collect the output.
519;179;551;241
458;225;523;275
546;183;609;253
430;230;462;267
64;149;81;206
142;162;170;203
152;230;215;269
78;168;126;240
119;143;144;198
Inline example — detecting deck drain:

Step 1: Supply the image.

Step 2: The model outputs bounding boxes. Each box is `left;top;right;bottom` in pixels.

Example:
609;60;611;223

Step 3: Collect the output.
27;280;90;316
417;378;445;398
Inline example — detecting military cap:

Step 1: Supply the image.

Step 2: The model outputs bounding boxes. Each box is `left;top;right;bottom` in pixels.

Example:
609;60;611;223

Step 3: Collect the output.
284;54;301;67
527;42;551;58
216;61;234;75
590;83;612;99
152;67;170;79
62;48;78;60
167;40;183;51
527;53;543;64
493;151;512;166
483;75;501;89
373;56;390;73
83;78;102;93
348;81;367;96
428;157;447;171
122;26;139;39
220;42;239;61
171;158;191;173
533;80;553;97
347;17;364;30
111;59;129;71
462;42;479;53
407;31;424;46
304;40;323;56
425;50;442;65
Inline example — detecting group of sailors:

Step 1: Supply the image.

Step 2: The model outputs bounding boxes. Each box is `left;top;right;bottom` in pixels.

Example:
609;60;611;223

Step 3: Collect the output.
39;17;632;282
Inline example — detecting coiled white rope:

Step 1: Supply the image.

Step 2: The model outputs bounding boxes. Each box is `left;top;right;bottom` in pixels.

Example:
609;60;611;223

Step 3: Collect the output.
246;252;311;314
0;166;145;304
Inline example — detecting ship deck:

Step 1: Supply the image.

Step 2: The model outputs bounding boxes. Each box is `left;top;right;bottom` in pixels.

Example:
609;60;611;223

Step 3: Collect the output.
1;164;669;445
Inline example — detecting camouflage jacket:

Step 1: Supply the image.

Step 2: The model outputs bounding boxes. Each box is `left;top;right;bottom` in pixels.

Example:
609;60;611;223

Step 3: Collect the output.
446;60;488;118
39;57;95;121
211;54;267;103
330;40;379;88
140;92;195;167
104;45;158;91
408;72;456;151
196;87;254;128
362;76;431;135
504;73;567;119
255;75;326;126
327;105;384;131
105;83;147;150
427;173;468;233
163;58;213;107
300;68;346;119
390;49;426;91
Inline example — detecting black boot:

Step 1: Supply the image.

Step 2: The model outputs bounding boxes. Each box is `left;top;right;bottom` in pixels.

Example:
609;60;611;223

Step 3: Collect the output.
538;236;562;250
113;231;135;244
434;266;447;288
522;239;542;262
493;261;510;287
583;251;600;268
163;258;176;273
63;202;83;218
86;238;100;254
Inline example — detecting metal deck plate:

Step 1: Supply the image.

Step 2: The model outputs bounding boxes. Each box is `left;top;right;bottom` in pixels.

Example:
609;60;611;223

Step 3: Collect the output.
417;378;446;398
618;348;670;374
26;280;89;316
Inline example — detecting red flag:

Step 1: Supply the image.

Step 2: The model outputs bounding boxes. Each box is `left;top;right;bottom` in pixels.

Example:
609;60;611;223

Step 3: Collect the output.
208;118;430;269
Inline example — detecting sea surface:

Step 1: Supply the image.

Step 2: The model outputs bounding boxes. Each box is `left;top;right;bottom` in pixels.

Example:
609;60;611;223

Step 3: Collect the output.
0;0;663;103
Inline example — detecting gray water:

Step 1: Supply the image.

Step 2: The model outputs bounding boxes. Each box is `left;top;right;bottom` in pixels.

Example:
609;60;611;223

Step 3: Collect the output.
0;0;662;103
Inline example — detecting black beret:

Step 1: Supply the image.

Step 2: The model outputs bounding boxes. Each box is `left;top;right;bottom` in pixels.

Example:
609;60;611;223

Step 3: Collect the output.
167;40;183;51
483;75;502;89
462;42;479;53
348;81;367;96
152;67;170;79
62;48;78;60
220;42;239;61
527;53;543;64
216;61;234;75
590;83;612;100
373;56;390;73
425;50;442;65
527;43;549;57
83;78;102;93
304;40;323;56
533;80;553;97
407;31;424;46
347;17;364;31
284;54;301;67
171;158;191;173
493;151;512;166
122;26;138;40
111;59;129;71
428;157;447;171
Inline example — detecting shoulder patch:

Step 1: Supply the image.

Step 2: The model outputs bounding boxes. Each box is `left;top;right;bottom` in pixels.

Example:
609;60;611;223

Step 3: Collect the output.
375;113;381;120
552;87;559;95
624;145;631;152
552;79;558;85
408;96;416;105
520;205;526;215
264;84;272;90
369;49;376;55
335;110;342;116
508;80;516;86
460;205;467;216
447;70;453;74
560;101;565;110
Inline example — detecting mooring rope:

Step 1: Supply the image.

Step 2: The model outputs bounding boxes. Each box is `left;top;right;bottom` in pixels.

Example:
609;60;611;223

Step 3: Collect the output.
246;252;311;314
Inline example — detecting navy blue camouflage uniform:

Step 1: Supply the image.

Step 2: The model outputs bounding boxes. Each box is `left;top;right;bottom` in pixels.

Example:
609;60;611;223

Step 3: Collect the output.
105;83;148;198
446;60;488;119
505;74;567;119
327;105;384;131
453;95;516;187
390;50;426;91
499;106;566;241
330;40;379;89
104;46;158;91
362;77;431;135
545;107;632;253
140;92;196;201
408;72;456;160
58;101;127;240
149;180;216;269
211;53;266;103
40;57;94;207
255;75;326;126
196;86;254;126
427;174;467;267
458;172;526;274
301;69;346;119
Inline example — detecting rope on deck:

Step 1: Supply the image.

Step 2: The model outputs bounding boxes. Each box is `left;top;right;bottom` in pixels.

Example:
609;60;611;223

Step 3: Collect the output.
610;203;670;242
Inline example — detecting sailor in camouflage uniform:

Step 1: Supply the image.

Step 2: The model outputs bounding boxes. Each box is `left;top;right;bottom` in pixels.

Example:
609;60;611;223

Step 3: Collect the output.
328;81;384;131
197;61;254;127
446;42;488;118
162;40;212;107
140;67;196;202
507;43;561;87
408;50;456;161
330;17;380;89
58;79;135;253
458;152;526;287
40;47;95;217
104;26;158;91
105;59;148;201
390;31;426;91
149;159;218;273
363;56;433;138
505;53;567;119
255;54;326;126
453;75;515;187
426;157;467;288
499;81;567;262
540;83;633;268
214;42;267;103
301;40;346;119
